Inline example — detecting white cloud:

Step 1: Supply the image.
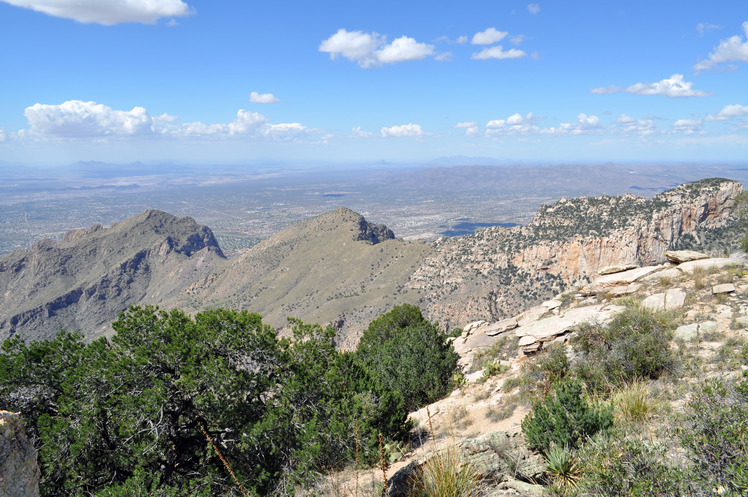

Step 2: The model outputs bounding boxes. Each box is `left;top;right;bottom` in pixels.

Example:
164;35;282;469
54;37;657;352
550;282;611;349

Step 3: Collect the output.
25;100;154;136
485;113;539;136
1;0;192;25
705;103;748;121
435;52;453;62
249;92;279;104
457;35;468;44
471;27;508;45
319;29;438;68
454;121;480;136
591;74;712;97
381;123;427;138
352;126;373;138
510;34;527;45
544;113;603;135
472;46;526;60
697;22;722;36
527;3;540;14
694;21;748;71
672;119;703;135
0;128;6;142
376;36;435;64
23;100;309;141
613;114;658;136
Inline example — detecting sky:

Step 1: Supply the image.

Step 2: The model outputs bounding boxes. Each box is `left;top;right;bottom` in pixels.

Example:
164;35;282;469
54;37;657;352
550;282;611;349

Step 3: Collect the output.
1;0;748;166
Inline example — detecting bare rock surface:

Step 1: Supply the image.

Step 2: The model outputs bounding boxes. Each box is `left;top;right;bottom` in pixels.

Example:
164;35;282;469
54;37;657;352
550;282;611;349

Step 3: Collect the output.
712;283;736;294
386;431;545;497
665;250;709;264
677;257;744;274
0;411;39;497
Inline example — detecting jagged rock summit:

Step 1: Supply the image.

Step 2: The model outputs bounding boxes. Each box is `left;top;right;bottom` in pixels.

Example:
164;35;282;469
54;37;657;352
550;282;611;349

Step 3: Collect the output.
0;210;225;342
0;178;743;344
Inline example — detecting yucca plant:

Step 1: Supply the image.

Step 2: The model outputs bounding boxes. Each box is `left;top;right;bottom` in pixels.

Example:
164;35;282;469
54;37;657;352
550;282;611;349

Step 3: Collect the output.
408;445;483;497
544;445;582;492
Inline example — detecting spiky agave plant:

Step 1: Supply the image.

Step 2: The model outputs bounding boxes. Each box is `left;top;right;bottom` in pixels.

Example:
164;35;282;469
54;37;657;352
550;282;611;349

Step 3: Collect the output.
544;445;582;491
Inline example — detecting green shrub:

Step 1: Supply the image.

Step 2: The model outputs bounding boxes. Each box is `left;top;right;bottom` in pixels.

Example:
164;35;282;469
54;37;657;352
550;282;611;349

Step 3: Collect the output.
355;304;458;414
578;437;690;496
678;378;748;495
521;379;613;454
571;302;677;392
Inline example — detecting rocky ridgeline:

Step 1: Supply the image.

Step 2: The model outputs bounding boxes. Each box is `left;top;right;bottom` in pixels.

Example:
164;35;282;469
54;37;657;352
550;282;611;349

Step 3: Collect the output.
0;178;742;343
409;178;742;330
0;210;225;342
452;249;746;359
379;248;748;496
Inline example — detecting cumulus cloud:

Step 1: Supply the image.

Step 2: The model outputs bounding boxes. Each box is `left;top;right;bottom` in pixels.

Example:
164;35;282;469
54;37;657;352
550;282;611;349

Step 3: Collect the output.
705;103;748;121
694;21;748;72
612;114;658;136
249;92;279;104
319;29;437;67
352;126;373;138
672;119;703;135
472;46;526;60
485;113;539;136
544;113;603;135
376;36;435;64
25;100;155;137
591;74;712;97
454;121;480;136
1;0;192;25
23;100;308;141
527;3;540;14
381;123;427;138
471;27;508;45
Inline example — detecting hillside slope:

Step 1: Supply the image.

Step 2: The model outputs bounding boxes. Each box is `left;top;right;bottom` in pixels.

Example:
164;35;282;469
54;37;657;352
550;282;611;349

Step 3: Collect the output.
0;178;743;344
0;210;225;342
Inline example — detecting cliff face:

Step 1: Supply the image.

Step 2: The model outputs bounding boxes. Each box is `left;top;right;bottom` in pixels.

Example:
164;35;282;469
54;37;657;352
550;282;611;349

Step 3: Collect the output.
0;210;225;342
407;179;743;330
0;411;39;497
0;179;742;344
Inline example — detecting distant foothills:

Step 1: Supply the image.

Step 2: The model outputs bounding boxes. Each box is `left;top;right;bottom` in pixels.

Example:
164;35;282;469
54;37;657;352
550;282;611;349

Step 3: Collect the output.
0;178;743;347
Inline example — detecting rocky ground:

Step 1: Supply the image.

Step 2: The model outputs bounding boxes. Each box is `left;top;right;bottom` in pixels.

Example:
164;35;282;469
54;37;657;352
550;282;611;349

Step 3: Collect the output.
310;249;748;496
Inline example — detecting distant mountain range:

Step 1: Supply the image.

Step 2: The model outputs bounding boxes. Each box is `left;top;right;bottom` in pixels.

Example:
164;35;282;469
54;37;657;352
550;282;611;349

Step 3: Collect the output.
0;178;743;347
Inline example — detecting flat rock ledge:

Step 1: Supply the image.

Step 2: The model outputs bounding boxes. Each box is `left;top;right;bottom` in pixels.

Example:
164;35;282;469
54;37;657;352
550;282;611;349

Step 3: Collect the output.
0;411;40;497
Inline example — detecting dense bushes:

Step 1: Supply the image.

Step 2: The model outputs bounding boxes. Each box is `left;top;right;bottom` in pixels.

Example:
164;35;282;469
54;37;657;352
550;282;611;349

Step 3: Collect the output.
0;304;457;496
571;301;677;392
521;379;613;454
355;303;458;414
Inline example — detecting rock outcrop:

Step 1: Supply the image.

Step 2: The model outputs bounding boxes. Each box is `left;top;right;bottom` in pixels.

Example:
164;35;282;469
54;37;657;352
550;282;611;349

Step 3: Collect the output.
386;431;545;497
0;179;742;343
0;411;39;497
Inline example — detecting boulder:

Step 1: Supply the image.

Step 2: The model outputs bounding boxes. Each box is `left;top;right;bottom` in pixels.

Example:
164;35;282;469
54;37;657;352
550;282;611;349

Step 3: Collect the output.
598;263;638;275
485;318;519;337
641;267;682;282
641;288;686;311
386;431;545;497
712;283;736;294
674;323;699;341
665;250;708;264
0;411;40;497
595;265;663;286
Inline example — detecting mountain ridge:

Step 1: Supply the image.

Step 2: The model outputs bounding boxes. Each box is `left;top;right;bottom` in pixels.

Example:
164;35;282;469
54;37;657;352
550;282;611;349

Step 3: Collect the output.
0;178;743;345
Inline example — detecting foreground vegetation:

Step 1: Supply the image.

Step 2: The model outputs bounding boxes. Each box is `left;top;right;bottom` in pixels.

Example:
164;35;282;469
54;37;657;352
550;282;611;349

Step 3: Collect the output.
0;304;457;496
520;301;748;496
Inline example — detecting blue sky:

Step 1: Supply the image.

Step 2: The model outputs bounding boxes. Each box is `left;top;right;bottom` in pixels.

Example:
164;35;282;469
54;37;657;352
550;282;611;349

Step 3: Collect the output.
1;0;748;166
